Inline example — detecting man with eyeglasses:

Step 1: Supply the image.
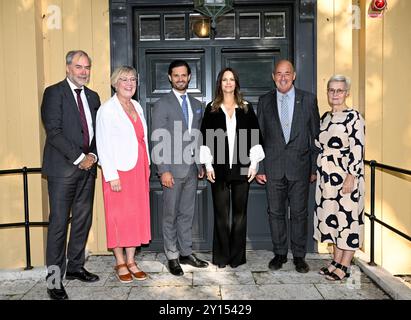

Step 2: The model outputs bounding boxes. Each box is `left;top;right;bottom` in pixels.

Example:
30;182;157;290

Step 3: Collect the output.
256;59;320;274
41;50;101;300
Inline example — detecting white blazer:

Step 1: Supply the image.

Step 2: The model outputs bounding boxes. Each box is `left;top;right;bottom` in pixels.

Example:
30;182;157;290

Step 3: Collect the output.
96;94;150;182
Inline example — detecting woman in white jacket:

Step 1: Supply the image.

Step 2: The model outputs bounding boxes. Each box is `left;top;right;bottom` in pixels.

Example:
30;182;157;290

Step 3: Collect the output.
96;66;151;283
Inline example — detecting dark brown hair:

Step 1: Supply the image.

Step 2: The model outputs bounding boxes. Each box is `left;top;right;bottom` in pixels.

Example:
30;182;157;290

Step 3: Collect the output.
211;67;247;112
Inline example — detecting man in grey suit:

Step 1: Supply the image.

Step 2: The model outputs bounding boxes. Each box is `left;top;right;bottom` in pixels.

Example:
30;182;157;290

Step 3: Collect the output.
256;60;320;273
41;50;100;299
151;60;208;276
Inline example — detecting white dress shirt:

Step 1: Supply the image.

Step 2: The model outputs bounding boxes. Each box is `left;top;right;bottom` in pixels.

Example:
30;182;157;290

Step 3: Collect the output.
66;78;95;165
172;89;193;134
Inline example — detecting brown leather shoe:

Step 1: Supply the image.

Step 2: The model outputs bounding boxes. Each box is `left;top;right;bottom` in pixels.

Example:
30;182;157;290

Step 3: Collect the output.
127;262;147;281
114;263;133;283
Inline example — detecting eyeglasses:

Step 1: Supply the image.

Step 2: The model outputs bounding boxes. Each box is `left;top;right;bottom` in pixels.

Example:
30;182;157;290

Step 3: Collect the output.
119;77;137;84
327;88;347;95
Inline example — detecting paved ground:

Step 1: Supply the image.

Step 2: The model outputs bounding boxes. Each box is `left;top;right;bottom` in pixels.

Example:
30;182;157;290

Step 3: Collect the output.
0;250;391;300
395;275;411;289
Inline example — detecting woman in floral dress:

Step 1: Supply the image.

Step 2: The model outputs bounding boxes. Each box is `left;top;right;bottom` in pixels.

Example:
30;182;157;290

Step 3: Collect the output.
313;75;365;281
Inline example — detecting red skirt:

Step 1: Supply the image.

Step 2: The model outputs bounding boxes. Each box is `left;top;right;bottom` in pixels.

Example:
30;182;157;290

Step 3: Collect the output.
102;113;151;248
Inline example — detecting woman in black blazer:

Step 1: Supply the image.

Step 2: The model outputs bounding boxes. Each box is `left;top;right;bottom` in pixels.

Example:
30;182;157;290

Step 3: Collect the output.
200;68;265;268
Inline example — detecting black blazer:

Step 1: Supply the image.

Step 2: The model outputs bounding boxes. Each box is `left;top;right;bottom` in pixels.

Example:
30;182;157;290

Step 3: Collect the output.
200;101;263;181
41;79;101;177
257;88;320;181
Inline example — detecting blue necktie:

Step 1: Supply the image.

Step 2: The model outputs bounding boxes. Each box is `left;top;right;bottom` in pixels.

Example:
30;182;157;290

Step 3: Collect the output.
280;94;290;143
181;94;189;125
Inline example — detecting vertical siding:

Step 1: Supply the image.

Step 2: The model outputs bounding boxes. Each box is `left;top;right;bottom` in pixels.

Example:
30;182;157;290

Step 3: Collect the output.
363;0;385;268
90;0;111;253
317;0;354;116
0;0;110;269
0;0;45;269
41;0;111;256
379;0;411;274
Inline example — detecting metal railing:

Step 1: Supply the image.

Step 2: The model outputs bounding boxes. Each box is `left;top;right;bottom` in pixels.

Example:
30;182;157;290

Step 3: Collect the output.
365;160;411;266
0;167;43;270
1;161;410;270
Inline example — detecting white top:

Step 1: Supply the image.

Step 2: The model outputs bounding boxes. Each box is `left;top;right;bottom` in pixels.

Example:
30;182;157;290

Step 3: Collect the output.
199;104;265;173
96;94;150;182
221;105;237;169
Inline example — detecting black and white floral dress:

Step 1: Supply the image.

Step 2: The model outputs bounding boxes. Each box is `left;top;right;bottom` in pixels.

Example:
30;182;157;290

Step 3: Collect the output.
313;109;365;250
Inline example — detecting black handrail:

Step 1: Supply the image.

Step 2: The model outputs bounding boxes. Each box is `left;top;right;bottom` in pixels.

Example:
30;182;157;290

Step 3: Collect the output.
1;161;410;270
364;160;411;266
0;167;43;270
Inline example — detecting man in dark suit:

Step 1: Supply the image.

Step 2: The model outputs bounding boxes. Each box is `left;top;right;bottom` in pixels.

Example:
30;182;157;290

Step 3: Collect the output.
256;60;320;273
41;50;101;300
151;60;208;276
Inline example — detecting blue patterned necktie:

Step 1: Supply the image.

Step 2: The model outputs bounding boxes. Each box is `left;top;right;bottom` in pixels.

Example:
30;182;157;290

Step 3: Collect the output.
180;94;189;125
280;94;290;143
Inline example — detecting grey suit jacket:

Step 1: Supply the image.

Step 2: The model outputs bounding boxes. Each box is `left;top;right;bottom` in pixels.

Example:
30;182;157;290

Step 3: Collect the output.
257;88;320;181
41;79;101;177
151;91;203;178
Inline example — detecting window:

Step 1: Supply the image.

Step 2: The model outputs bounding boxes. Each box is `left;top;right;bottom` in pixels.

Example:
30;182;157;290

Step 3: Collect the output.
215;14;235;39
264;13;285;38
137;10;287;41
139;15;160;41
239;13;260;39
165;15;185;40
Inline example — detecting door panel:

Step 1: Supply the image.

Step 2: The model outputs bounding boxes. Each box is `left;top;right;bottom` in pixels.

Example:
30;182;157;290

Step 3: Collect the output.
148;182;211;251
139;47;213;252
133;3;315;254
219;47;285;103
144;49;206;96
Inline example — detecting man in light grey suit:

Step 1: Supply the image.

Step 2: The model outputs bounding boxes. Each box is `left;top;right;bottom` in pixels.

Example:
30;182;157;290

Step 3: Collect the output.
151;60;208;276
256;60;320;273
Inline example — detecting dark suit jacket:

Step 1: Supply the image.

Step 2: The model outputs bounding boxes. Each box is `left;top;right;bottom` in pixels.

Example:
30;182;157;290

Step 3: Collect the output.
41;79;101;177
151;91;203;178
200;102;263;181
257;88;320;181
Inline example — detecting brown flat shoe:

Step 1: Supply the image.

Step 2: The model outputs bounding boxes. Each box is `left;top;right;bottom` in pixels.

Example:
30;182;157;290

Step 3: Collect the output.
114;263;133;283
127;262;147;281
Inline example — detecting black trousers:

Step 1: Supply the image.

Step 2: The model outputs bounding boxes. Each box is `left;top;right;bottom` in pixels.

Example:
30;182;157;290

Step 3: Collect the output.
46;169;95;279
211;179;250;267
266;176;309;258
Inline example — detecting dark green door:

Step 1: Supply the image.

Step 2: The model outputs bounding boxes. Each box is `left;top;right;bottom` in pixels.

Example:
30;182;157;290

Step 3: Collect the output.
123;1;317;253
